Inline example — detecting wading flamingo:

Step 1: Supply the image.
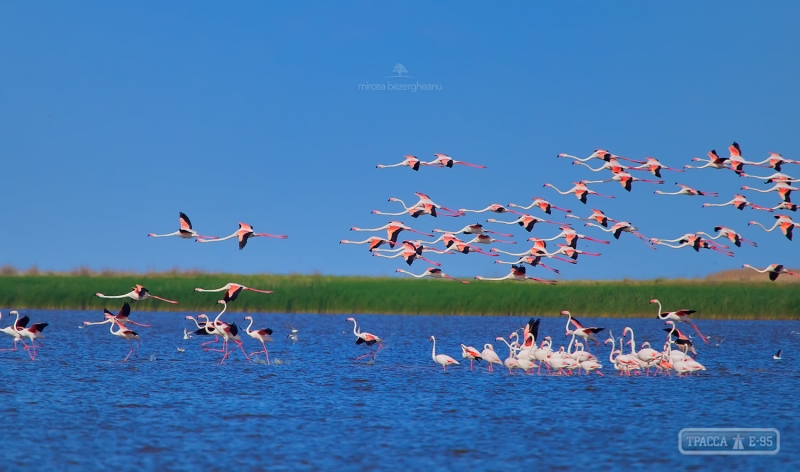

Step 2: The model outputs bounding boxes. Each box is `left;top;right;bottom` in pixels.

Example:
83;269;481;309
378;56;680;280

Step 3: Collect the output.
395;267;469;283
430;336;459;371
424;153;486;168
0;311;25;352
194;283;273;303
347;318;383;360
481;344;503;373
664;321;697;356
107;318;139;362
651;299;707;343
475;265;556;284
543;181;615;204
350;221;432;248
655;183;717;197
205;301;250;363
197;223;287;250
460;344;483;370
96;284;177;304
244;316;273;363
148;212;218;240
741;264;800;281
508;197;571;214
749;215;799;240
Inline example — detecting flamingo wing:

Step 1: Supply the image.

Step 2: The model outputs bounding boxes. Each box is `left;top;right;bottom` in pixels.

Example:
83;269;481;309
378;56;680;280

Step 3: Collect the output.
179;212;193;230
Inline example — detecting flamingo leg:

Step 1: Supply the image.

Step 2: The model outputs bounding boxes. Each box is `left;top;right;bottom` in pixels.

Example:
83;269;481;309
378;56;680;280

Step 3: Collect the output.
688;322;709;343
123;339;134;362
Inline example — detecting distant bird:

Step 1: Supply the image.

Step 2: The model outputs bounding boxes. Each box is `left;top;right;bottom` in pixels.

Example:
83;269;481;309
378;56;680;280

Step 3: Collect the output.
773;349;782;360
702;194;771;211
376;155;427;171
487;214;557;232
749;215;799;240
424;153;486;168
177;347;186;353
751;152;800;172
655;183;718;197
629;156;685;178
96;285;178;304
583;172;665;192
460;344;483;370
396;267;469;283
339;237;393;252
373;240;442;266
430;336;459;371
650;299;708;343
539;226;610;248
433;223;512;238
584;222;654;248
742;264;800;281
84;303;150;328
244;316;274;364
566;209;615;227
741;182;800;203
543;181;615;204
350;221;432;248
475;264;556;284
459;203;517;214
697;226;757;248
148;212;218;240
347;318;383;360
480;344;503;373
286;323;299;343
685;149;729;170
197;223;287;250
194;283;273;303
508;197;571;215
182;328;192;340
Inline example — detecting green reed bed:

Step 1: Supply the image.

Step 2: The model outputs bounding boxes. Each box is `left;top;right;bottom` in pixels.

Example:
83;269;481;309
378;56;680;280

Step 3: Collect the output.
0;274;797;319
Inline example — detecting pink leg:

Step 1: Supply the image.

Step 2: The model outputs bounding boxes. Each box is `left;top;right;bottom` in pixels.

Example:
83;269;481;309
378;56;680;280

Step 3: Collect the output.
236;341;250;361
123;339;134;362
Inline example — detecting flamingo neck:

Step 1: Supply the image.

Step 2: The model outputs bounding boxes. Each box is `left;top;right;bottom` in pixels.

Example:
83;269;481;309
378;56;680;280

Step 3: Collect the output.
431;337;436;360
246;318;255;332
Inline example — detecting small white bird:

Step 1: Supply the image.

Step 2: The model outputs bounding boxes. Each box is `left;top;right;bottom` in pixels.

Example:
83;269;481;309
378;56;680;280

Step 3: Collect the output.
286;323;299;343
773;349;782;360
183;328;192;340
177;347;186;353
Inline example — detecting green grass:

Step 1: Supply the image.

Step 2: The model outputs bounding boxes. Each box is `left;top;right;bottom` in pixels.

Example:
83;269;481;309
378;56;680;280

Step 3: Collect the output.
0;274;798;319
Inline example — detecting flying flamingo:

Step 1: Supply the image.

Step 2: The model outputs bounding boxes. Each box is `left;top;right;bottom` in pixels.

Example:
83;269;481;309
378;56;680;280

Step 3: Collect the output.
551;244;601;261
491;243;577;265
562;311;604;348
395;267;469;283
583;171;664;192
750;152;800;172
475;264;556;284
494;255;562;273
194;283;273;303
487;214;557;232
570;155;644;174
650;299;707;343
740;171;799;184
654;183;718;197
243;316;273;363
543;181;615;204
374;197;460;218
480;344;503;373
460;344;483;370
749;214;799;240
702;194;771;211
684;149;729;170
433;223;512;238
663;321;697;356
566;209;615;227
697;227;757;248
741;182;799;203
339;237;393;252
373;241;443;266
376;155;428;171
424;153;486;168
558;149;642;163
185;314;221;348
96;284;178;304
629;156;685;178
404;192;462;217
350;221;432;248
147;212;218;240
724;142;764;175
458;203;517;214
83;303;150;328
770;202;798;212
197;223;287;250
508;197;571;215
463;234;516;245
650;234;734;256
539;226;610;248
107;317;139;362
443;241;498;257
584;222;655;248
742;264;800;281
430;336;459;371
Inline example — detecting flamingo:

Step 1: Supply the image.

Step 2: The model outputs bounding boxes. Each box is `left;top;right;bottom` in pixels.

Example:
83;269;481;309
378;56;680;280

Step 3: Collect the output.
458;204;517;214
475;264;556;284
463;234;516;245
460;344;483;370
376;155;428;171
107;318;139;362
702;194;772;211
654;183;717;197
350;221;432;248
749;214;799;240
83;303;150;328
443;241;498;257
491;244;577;265
684;149;729;170
197;223;287;250
558;149;642;163
773;350;782;360
769;202;798;212
741;264;800;281
539;226;610;248
404;192;463;217
430;336;459;371
664;321;697;356
494;255;561;273
495;336;520;373
741;182;799;203
339;237;393;252
205;301;250;363
96;284;178;304
543;181;615;204
184;315;220;348
650;235;734;256
508;197;571;215
194;283;273;303
0;311;25;352
433;223;513;238
571;153;645;173
750;152;800;172
740;171;799;184
584;221;654;248
566;209;615;227
347;318;383;360
148;212;218;240
487;214;557;232
374;197;460;218
481;344;503;373
623;327;661;374
629;156;685;178
424;153;486;168
243;316;273;363
724;142;763;175
562;311;604;348
651;299;707;343
697;226;757;248
583;172;664;192
395;267;469;283
373;241;442;266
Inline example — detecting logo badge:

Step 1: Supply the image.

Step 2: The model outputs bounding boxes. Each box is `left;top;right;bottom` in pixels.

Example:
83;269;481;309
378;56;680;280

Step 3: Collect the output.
679;428;779;455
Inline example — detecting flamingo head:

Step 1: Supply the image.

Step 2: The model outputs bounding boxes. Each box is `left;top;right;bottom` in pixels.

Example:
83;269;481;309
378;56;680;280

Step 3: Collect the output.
244;316;252;321
560;310;570;316
388;197;400;202
346;317;355;322
184;315;194;320
649;299;659;305
623;327;630;336
429;336;434;342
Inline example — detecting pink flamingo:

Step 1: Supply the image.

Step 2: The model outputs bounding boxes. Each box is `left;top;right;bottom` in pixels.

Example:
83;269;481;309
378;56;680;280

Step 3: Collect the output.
350;221;432;248
655;183;717;197
425;153;486;168
243;316;274;363
197;223;286;250
148;212;218;239
194;283;273;303
487;214;558;232
96;284;177;304
742;264;800;281
396;267;469;283
508;197;571;215
339;236;393;252
376;155;428;171
543;181;615;204
651;299;707;343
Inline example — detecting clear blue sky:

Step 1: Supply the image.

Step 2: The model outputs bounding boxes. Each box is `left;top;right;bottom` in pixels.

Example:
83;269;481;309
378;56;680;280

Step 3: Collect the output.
1;1;799;280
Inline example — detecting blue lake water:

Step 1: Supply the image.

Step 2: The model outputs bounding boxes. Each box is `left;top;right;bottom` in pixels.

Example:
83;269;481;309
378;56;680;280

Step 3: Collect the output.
1;310;798;471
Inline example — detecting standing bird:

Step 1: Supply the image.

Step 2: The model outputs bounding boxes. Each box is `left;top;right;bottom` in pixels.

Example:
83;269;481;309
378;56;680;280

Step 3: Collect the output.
655;183;718;197
508;197;571;215
480;344;503;373
350;221;432;248
702;194;771;211
742;264;800;281
430;336;459;371
487;214;557;232
395;267;469;283
650;299;708;343
697;227;757;248
194;283;273;303
543;181;615;204
197;223;287;250
749;215;799;240
376;155;427;171
629;156;685;178
96;284;178;304
339;237;393;252
347;318;383;360
475;265;556;284
424;153;486;168
0;311;25;352
460;344;483;370
148;212;218;240
243;316;274;363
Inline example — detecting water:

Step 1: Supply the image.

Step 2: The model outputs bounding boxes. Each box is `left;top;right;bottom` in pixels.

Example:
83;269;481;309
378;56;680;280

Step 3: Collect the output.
1;310;798;471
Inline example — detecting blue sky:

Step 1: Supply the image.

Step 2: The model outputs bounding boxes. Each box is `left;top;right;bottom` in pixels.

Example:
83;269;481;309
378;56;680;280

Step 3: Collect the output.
1;2;799;280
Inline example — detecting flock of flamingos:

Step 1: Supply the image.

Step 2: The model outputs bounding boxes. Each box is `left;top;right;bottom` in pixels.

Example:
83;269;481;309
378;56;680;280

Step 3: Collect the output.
0;144;796;370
